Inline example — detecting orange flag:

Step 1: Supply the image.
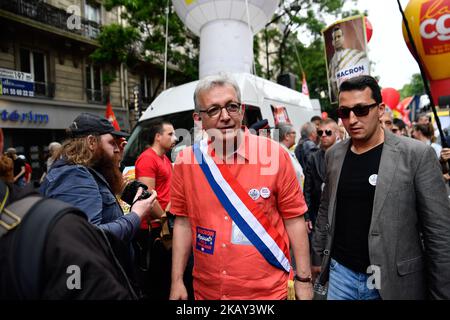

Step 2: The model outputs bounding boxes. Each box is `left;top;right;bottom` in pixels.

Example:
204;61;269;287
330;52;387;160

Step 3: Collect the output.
105;99;120;130
302;72;310;96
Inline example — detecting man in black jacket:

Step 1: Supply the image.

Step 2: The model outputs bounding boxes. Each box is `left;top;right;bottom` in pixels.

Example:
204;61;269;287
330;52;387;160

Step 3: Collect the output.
304;119;339;232
295;122;318;170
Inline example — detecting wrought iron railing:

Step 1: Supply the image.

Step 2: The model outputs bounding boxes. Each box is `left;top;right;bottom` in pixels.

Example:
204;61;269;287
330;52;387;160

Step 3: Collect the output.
0;0;100;40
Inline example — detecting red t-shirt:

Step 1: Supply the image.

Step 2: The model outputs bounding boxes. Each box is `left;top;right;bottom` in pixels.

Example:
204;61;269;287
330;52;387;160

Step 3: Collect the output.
135;147;173;229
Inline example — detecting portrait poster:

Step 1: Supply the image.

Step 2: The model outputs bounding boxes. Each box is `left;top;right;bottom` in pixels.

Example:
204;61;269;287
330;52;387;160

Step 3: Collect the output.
322;15;370;104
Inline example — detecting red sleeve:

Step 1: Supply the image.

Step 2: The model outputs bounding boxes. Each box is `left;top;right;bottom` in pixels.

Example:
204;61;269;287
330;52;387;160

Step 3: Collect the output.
135;151;157;179
276;145;308;219
170;150;188;217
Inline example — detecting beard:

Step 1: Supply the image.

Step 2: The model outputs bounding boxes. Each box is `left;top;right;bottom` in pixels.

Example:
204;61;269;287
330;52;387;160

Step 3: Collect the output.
91;148;124;195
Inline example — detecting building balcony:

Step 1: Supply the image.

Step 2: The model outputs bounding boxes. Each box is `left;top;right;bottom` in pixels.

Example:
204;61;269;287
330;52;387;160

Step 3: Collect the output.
0;0;100;42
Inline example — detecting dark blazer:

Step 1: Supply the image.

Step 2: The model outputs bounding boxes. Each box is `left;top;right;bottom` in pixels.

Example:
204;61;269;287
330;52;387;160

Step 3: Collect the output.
304;149;326;225
312;130;450;299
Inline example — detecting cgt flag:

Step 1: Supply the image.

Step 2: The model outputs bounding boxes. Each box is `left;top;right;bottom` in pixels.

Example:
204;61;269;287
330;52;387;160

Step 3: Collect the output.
302;72;310;96
105;99;120;131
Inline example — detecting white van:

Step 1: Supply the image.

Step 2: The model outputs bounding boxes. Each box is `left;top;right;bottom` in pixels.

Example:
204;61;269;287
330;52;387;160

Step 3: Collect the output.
122;73;320;166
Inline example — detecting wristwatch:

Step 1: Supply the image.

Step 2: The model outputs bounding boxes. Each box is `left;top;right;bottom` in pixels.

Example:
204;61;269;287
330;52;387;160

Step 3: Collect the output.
294;274;312;283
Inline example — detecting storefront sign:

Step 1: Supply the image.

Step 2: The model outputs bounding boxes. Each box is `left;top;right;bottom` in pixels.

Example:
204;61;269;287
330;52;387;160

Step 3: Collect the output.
0;110;49;124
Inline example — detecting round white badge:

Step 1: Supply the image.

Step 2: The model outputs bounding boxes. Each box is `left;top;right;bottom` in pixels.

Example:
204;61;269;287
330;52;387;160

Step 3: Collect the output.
368;174;378;186
260;187;271;199
248;188;260;200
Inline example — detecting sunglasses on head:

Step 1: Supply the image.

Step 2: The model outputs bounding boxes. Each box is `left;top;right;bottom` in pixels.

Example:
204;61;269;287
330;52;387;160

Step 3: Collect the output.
317;129;333;136
337;102;379;119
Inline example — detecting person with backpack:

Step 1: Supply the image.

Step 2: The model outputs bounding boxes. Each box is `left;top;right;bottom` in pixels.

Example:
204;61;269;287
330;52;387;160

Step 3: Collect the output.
0;128;156;299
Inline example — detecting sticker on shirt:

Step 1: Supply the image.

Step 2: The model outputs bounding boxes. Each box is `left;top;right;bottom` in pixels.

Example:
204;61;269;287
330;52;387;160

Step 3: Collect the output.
248;188;260;200
368;174;378;186
260;187;271;199
231;221;253;246
196;226;216;255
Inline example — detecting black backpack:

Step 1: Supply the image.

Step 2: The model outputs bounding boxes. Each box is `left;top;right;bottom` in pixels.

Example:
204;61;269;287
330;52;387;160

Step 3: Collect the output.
0;181;139;300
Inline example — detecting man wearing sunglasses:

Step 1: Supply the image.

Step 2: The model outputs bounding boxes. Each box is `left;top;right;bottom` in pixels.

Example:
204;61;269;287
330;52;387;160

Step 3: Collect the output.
303;119;339;234
169;73;312;300
312;75;450;300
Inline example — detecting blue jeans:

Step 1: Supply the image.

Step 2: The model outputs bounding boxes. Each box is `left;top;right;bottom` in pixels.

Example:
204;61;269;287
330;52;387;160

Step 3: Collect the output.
327;258;381;300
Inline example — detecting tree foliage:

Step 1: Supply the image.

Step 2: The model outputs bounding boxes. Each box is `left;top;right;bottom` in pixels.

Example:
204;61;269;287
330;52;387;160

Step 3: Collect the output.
399;73;426;100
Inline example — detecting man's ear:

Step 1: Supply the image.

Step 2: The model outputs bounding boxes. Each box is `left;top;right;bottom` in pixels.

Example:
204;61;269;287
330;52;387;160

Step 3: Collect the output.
154;132;162;143
87;135;98;152
193;112;201;122
378;103;386;120
241;103;246;117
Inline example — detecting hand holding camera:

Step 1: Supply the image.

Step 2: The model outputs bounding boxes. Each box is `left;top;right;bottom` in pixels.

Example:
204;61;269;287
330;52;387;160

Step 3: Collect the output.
121;180;157;220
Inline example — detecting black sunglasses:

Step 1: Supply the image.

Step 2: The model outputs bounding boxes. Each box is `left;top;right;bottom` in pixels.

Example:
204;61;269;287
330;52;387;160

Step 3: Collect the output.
317;129;333;136
337;103;378;119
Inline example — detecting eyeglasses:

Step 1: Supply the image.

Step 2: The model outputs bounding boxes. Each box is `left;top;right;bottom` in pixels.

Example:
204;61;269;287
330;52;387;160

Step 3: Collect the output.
198;102;242;118
317;129;333;137
337;103;378;119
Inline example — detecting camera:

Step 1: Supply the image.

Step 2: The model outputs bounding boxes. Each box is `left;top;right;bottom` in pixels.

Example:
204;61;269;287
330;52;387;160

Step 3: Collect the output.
121;180;151;206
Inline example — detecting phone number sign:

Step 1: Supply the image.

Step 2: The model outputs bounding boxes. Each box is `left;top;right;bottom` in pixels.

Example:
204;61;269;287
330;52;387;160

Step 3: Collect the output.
0;68;34;97
0;78;34;97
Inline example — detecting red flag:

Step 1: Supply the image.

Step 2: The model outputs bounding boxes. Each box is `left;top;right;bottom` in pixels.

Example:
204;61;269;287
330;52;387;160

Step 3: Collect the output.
302;72;310;96
105;99;120;131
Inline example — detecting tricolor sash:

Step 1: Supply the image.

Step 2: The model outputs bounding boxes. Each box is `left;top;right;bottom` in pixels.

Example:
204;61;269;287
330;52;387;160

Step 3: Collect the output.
193;139;291;273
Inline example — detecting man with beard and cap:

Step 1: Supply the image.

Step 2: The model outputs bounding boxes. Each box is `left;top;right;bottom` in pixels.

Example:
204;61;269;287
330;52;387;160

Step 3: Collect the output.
40;113;153;243
1;126;157;299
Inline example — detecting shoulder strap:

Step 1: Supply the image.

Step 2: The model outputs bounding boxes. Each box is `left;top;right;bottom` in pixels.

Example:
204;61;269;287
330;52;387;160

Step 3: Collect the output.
6;196;85;299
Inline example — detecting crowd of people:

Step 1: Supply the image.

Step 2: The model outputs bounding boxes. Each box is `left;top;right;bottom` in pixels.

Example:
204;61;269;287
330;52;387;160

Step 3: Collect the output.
1;74;450;300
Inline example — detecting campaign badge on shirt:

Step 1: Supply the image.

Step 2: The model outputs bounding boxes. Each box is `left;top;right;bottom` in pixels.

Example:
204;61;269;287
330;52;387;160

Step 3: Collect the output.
196;226;216;255
260;187;271;199
368;174;378;186
248;188;260;200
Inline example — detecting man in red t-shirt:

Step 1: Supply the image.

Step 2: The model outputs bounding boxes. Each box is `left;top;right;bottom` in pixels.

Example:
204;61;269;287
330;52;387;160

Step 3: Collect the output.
135;120;176;300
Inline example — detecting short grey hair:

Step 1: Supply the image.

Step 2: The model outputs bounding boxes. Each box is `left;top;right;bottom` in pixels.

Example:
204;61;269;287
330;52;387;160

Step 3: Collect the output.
274;123;294;142
193;73;241;112
300;122;316;139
